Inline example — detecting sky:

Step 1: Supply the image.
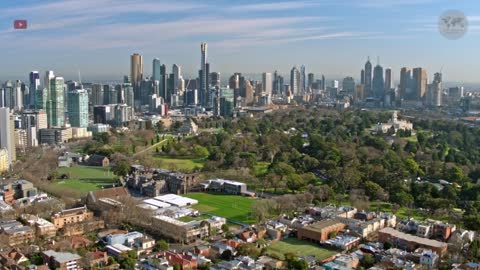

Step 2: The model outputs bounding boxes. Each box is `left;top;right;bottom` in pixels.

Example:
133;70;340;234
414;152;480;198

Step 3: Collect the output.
0;0;479;85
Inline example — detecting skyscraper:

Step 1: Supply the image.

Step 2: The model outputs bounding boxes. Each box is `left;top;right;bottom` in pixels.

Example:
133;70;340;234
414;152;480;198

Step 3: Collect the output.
361;69;365;85
68;89;89;128
400;67;412;100
173;64;182;94
308;73;314;89
385;68;393;90
210;72;220;88
131;53;143;101
290;67;300;96
47;76;65;127
372;64;384;100
342;77;355;95
364;58;372;97
0;107;15;166
13;80;23;111
200;42;208;106
427;72;442;107
152;58;161;82
413;67;427;101
29;71;40;108
92;84;104;106
262;72;272;96
300;65;306;94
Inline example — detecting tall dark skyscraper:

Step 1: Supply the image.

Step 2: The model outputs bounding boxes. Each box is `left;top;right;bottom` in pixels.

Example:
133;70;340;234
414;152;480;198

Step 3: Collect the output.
152;58;161;82
364;58;372;97
308;73;314;88
400;67;411;100
200;42;208;106
372;64;384;100
29;71;40;109
361;69;365;85
385;68;392;90
300;65;306;94
321;75;325;90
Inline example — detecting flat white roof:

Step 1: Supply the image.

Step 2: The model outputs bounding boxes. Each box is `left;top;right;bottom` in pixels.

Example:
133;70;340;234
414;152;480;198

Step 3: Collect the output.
107;244;133;252
154;194;198;207
153;215;187;227
144;198;171;208
137;203;158;210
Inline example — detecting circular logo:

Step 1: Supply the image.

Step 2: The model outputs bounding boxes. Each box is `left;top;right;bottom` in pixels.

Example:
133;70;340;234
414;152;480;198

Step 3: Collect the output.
438;10;468;40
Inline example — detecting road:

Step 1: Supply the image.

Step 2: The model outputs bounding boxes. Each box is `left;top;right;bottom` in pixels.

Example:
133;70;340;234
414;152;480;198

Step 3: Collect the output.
133;137;171;157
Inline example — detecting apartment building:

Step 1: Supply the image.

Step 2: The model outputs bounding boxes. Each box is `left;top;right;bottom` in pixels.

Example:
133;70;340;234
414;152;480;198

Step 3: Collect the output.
51;206;93;229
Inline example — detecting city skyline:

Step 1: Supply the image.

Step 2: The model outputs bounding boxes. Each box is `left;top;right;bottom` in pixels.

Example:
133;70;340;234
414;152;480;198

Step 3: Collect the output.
0;0;480;84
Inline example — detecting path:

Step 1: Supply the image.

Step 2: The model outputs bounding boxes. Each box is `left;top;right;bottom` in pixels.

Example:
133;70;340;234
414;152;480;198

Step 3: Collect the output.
133;137;171;157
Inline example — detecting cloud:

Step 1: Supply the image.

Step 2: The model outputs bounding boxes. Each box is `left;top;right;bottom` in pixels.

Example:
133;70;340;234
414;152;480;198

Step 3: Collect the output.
357;0;435;8
229;1;322;12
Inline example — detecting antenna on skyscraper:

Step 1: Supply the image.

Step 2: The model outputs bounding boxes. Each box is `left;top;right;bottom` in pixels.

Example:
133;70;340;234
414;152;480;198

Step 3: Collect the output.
377;56;380;65
78;70;82;84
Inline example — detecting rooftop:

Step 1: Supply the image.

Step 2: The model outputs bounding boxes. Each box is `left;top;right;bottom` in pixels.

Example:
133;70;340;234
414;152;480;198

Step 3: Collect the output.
301;219;343;233
154;194;198;207
379;227;448;248
43;250;82;263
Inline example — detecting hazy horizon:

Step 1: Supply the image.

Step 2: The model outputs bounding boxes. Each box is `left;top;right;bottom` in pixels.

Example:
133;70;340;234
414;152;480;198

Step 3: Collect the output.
1;0;480;84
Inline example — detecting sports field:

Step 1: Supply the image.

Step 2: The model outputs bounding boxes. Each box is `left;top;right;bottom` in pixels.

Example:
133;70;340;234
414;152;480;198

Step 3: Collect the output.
267;238;337;260
54;166;117;195
154;156;204;171
184;193;256;224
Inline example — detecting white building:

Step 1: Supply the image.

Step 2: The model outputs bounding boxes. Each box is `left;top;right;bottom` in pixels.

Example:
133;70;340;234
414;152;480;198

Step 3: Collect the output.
374;111;413;134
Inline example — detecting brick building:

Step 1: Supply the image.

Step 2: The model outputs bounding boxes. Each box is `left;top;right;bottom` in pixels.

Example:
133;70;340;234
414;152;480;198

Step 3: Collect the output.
297;219;346;242
378;227;448;256
51;206;93;229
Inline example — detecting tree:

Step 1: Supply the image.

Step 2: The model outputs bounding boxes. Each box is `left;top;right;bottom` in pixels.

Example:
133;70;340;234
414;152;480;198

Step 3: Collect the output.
364;181;387;201
221;224;229;233
361;254;375;268
286;174;306;193
193;145;210;159
173;263;181;270
112;159;130;177
119;250;137;270
220;250;233;261
236;243;260;258
153;240;169;252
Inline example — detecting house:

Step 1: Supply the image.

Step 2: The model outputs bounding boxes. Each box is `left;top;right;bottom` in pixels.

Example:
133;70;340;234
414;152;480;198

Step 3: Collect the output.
419;250;439;269
51;206;94;229
322;254;359;270
85;251;109;269
86;186;130;212
42;250;82;270
194;245;210;256
0;220;35;246
22;214;57;238
87;154;110;167
160;251;198;270
0;248;29;268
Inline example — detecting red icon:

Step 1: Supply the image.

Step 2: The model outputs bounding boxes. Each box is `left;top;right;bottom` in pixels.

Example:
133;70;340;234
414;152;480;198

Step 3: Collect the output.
14;20;27;30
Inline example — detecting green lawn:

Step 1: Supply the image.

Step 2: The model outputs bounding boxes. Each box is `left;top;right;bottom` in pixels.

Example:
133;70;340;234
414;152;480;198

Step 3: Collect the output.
177;214;211;222
54;166;117;195
54;179;117;194
57;166;114;179
184;193;256;224
154;156;204;171
267;238;337;261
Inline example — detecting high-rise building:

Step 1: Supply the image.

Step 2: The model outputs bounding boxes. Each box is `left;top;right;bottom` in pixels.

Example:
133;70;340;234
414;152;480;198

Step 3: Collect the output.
0;107;15;166
372;64;384;100
131;53;143;101
300;65;306;94
210;72;220;88
262;72;272;96
385;68;393;90
290;67;300;96
92;84;104;106
342;77;355;95
355;84;365;102
361;69;365;85
321;75;325;91
200;42;208;106
413;67;427;101
229;74;240;90
364;58;372;97
68;89;89;128
400;67;412;100
173;64;182;94
46;77;65;128
152;58;161;81
427;73;442;107
308;73;315;88
13;80;23;111
29;71;40;108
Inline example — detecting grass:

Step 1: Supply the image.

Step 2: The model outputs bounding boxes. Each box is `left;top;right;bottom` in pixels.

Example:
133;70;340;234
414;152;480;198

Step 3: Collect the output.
154;156;204;171
267;238;337;261
177;214;211;222
54;166;117;195
184;193;256;224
